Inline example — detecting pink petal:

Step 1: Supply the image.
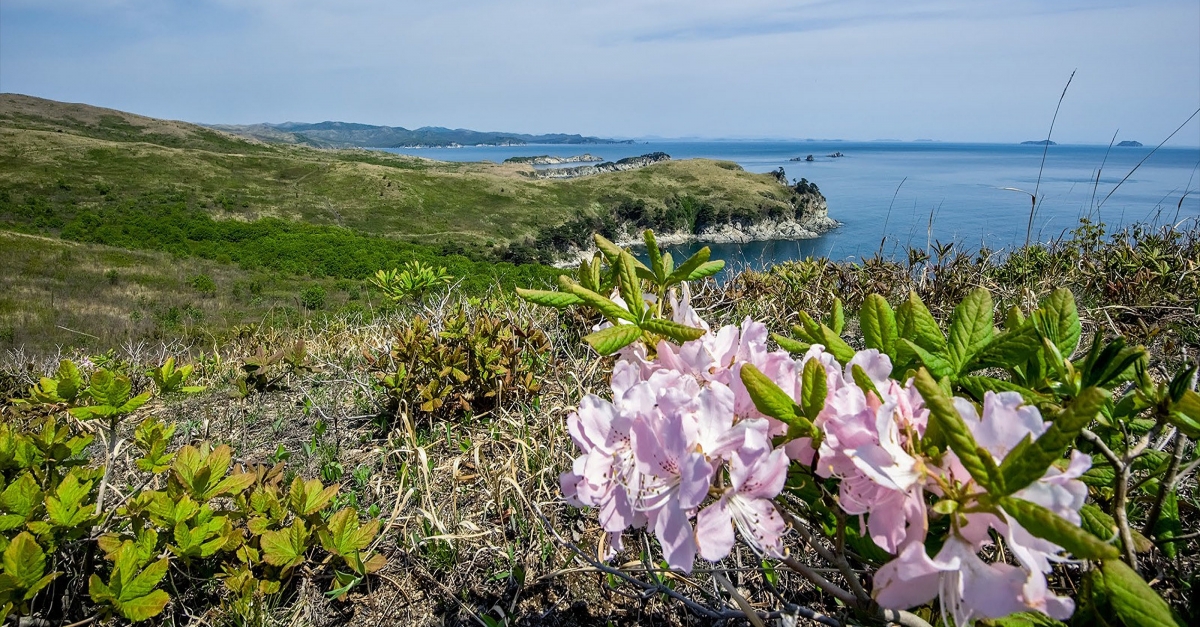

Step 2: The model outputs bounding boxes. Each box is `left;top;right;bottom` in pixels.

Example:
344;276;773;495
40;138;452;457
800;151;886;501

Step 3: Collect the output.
653;503;697;573
873;541;942;610
695;499;736;561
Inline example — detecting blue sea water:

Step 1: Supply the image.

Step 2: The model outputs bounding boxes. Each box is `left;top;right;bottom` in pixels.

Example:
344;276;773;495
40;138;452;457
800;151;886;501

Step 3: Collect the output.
378;141;1200;268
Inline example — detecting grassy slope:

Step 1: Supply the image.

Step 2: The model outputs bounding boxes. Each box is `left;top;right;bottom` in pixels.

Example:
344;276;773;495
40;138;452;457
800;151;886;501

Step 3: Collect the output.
0;93;794;247
0;230;368;352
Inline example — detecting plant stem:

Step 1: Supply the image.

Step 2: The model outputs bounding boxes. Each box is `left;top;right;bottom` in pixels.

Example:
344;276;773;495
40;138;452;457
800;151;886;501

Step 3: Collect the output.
94;416;121;516
1142;432;1187;537
1082;428;1138;572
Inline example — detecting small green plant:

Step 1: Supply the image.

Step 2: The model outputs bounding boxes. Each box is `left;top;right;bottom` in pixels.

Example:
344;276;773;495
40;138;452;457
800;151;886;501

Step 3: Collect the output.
146;357;205;395
300;285;327;310
1;357;387;624
234;340;312;398
367;303;550;421
189;274;217;296
370;260;453;304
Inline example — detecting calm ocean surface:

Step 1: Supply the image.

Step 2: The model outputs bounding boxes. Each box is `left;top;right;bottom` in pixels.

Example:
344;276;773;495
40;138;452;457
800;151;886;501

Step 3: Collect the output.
379;141;1200;268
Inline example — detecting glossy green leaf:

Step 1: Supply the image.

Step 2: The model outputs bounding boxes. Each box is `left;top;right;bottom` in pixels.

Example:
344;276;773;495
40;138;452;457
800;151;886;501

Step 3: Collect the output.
582;324;643;356
514;288;583;309
558;276;636;323
1100;559;1181;627
800;358;827;421
859;294;898;359
639;318;706;343
998;496;1119;560
947;288;995;374
740;364;812;434
616;251;644;320
896;291;947;353
667;246;711;284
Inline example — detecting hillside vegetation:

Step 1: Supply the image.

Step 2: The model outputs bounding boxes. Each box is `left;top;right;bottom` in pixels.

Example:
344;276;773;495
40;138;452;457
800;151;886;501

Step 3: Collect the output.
0;94;802;255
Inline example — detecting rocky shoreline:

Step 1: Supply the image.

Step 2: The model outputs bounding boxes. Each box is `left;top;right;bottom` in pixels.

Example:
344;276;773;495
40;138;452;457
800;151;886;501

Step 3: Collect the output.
505;154;603;165
553;192;839;267
525;152;671;180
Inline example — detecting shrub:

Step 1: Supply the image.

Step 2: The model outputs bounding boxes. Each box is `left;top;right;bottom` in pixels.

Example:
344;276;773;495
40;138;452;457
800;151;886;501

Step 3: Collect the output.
368;303;550;421
299;285;327;310
189;273;217;296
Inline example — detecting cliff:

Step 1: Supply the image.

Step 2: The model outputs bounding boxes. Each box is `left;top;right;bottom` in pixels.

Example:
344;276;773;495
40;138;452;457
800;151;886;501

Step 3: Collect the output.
525;152;671;179
504;154;603;165
552;185;838;267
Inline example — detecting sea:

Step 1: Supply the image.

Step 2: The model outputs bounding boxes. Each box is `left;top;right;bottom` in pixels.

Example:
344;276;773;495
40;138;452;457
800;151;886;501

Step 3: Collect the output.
378;141;1200;270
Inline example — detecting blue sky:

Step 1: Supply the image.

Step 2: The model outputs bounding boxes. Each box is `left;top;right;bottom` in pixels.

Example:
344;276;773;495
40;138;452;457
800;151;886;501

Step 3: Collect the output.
2;0;1198;144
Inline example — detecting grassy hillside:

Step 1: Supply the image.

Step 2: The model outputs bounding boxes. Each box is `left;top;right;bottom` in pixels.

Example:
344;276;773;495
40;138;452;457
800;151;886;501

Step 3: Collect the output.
0;93;800;252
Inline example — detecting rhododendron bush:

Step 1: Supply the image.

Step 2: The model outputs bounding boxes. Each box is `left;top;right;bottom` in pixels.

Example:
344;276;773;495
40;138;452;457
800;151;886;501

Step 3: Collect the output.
519;231;1195;627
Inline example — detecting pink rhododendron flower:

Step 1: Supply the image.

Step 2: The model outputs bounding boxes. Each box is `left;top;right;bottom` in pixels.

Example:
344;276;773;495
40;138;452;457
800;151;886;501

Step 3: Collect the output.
695;429;790;561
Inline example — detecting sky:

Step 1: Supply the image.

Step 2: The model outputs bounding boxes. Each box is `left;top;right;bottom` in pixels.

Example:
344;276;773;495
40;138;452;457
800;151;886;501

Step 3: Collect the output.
2;0;1198;145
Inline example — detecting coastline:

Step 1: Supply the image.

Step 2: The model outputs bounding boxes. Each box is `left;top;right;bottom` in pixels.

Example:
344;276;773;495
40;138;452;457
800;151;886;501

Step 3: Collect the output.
553;196;839;267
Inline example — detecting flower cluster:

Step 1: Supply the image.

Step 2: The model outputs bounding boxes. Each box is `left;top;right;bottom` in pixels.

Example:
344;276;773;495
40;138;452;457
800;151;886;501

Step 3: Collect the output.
559;288;1094;625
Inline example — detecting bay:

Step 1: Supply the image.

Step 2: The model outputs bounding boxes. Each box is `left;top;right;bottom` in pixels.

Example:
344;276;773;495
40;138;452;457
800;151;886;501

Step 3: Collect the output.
379;141;1200;268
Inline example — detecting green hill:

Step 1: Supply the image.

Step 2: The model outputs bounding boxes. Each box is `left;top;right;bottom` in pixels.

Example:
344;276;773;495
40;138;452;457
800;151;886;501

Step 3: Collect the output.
0;93;806;256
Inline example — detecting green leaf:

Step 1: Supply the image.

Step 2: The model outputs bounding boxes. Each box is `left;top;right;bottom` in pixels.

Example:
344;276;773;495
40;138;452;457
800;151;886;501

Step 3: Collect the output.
616;251;645;320
685;260;725;281
827;298;845;335
261;520;309;570
120;558;169;603
1036;288;1082;359
740;364;813;435
667;246;711;284
87;370;134;410
772;333;809;355
117;589;170;622
899;339;954;379
997;496;1120;560
850;364;882;400
896;291;947;353
3;533;46;590
644;230;665;282
913;369;999;490
289;478;340;517
1079;504;1153;554
1100;559;1182;627
558;276;636;323
1168;390;1200;439
799;358;827;421
958;376;1049;406
998;387;1106;495
947;288;995;374
0;474;42;518
582;324;643;356
514;288;583;309
639;318;706;343
793;311;855;364
1152;489;1181;559
978;612;1067;626
118;391;152;415
859;294;898;360
971;324;1041;372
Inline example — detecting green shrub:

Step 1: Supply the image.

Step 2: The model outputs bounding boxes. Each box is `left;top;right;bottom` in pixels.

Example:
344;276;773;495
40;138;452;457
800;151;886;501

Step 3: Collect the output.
189;273;217;296
368;304;550;421
300;285;327;310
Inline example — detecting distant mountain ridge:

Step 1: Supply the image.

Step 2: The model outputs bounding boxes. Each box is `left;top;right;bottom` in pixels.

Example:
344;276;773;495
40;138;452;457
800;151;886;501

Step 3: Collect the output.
208;120;635;149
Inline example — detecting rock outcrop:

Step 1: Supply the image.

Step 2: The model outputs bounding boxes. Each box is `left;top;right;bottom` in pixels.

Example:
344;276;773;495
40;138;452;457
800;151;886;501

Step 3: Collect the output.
504;154;603;165
525;152;671;179
1116;141;1143;147
553;188;838;267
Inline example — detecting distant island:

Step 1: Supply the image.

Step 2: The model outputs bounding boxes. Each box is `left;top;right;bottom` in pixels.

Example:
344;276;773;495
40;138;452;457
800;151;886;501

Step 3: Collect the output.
207;120;635;149
504;154;603;165
1117;140;1143;147
1021;140;1057;146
